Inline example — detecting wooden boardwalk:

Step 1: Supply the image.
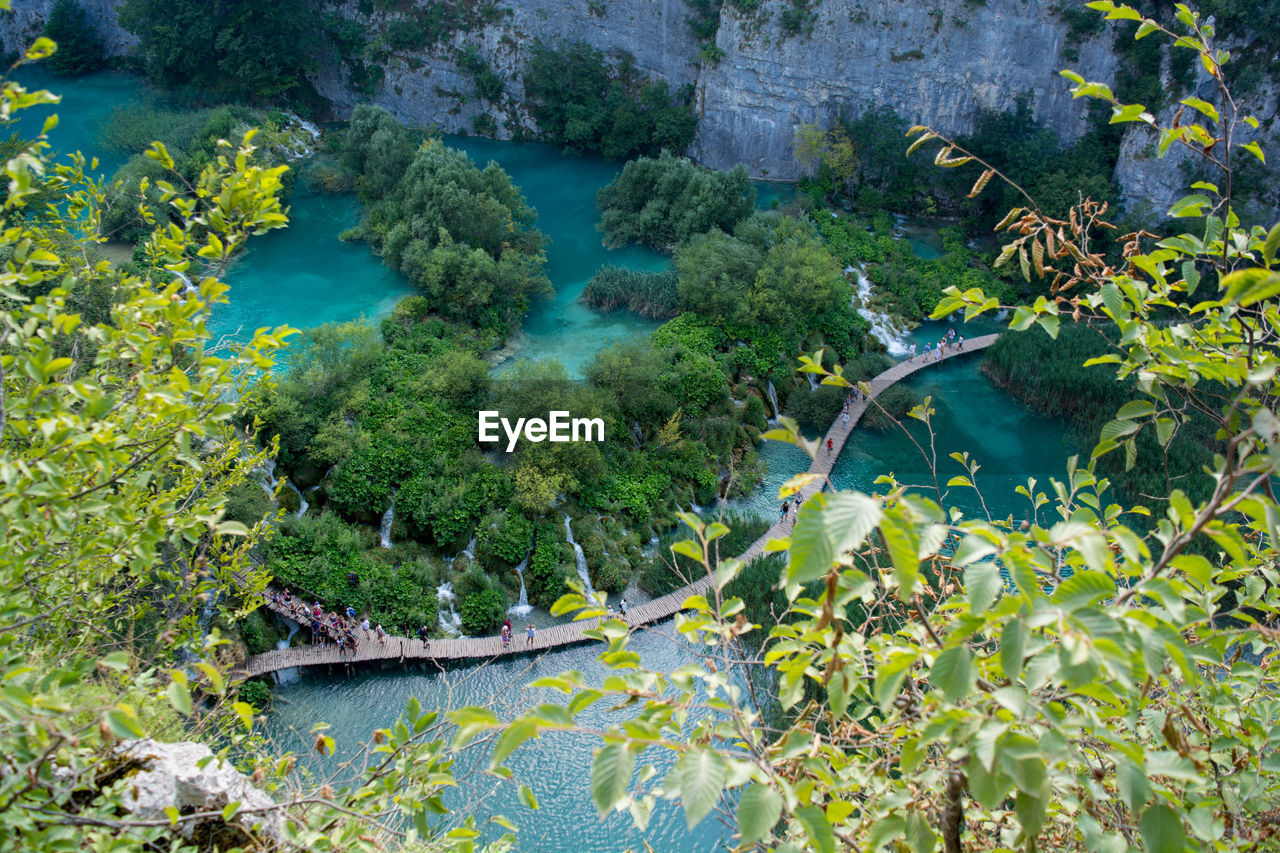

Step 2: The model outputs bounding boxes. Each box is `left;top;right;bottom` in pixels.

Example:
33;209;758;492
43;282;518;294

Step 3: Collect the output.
243;335;998;679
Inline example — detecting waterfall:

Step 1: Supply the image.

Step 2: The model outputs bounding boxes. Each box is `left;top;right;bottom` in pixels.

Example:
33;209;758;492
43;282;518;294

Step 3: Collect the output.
437;583;463;635
807;372;819;391
260;459;279;501
631;420;643;450
447;535;477;569
171;268;197;296
765;380;780;421
850;266;912;356
563;514;596;600
379;491;395;549
508;552;533;617
274;619;300;685
285;481;308;517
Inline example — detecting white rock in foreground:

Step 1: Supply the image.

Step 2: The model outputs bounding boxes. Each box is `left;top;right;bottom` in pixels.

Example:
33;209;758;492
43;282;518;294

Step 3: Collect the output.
117;739;283;844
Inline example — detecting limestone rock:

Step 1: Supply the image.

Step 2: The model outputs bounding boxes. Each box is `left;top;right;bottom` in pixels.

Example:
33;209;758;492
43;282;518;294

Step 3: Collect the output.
117;739;283;845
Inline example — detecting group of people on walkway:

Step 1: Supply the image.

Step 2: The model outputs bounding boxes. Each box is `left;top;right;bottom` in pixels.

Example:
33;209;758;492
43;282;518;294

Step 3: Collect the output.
908;328;965;363
265;588;386;657
500;617;535;650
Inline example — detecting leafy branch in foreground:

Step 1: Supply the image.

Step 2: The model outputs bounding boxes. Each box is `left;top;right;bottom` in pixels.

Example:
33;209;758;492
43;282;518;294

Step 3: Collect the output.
454;6;1280;851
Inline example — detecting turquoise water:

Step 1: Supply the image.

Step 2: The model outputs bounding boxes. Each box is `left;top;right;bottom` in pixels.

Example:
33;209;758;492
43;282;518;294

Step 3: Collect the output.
265;625;726;852
443;136;669;376
10;66;148;180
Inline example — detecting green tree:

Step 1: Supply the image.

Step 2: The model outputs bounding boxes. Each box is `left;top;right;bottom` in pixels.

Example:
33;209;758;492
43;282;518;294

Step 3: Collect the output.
119;0;324;102
41;0;105;74
595;151;756;251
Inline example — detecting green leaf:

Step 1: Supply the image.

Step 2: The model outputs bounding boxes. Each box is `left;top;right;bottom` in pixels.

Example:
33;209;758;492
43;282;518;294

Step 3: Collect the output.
795;805;836;853
875;651;918;710
166;681;193;716
519;784;539;811
489;719;537;769
1139;804;1187;853
929;645;975;703
1240;140;1265;164
738;783;782;843
222;802;242;822
676;748;726;828
1223;268;1280;306
879;509;921;599
1052;570;1116;610
965;561;1001;613
1167;193;1211;218
1263;222;1280;267
104;706;144;739
1001;616;1027;678
591;742;634;814
1180;96;1219;123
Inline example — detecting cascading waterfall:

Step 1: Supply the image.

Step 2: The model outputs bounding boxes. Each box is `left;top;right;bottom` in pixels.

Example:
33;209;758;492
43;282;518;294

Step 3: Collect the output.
436;583;463;635
765;380;780;421
631;420;643;450
850;266;912;356
379;491;395;549
508;552;533;617
285;482;308;517
260;459;279;501
563;514;596;600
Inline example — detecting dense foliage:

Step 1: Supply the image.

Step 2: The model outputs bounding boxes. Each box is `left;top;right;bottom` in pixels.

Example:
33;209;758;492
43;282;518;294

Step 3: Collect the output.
818;211;1017;319
579;265;680;319
41;0;104;75
595;152;756;251
99;103;304;245
675;212;864;359
338;105;550;340
797;98;1120;235
522;39;697;159
119;0;324;104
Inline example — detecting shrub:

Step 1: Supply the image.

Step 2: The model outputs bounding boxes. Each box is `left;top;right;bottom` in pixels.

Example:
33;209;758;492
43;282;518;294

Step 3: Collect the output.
460;586;506;634
43;0;105;75
580;266;680;319
522;40;697;159
526;523;570;609
239;610;280;655
595;152;756;251
237;679;272;710
861;384;920;431
784;384;846;432
639;510;768;596
475;509;534;569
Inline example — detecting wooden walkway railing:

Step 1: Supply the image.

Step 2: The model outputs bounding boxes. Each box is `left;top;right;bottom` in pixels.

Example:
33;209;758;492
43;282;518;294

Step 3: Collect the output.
242;335;998;679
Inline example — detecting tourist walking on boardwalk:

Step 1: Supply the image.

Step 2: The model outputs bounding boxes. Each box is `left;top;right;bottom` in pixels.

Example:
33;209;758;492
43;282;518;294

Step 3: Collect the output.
923;342;930;360
526;624;535;645
361;617;371;638
827;438;834;454
501;624;511;650
418;625;429;643
620;597;628;617
841;410;849;428
958;335;965;350
780;500;790;521
376;623;386;645
909;343;917;359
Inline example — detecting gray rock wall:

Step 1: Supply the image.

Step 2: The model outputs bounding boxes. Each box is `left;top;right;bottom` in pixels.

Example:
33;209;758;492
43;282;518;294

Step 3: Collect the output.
2;0;1275;216
0;0;134;58
692;0;1118;178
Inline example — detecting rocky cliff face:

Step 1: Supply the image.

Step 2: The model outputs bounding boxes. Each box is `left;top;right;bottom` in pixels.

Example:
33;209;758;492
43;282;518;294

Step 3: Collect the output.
691;0;1117;178
3;0;1275;216
0;0;135;58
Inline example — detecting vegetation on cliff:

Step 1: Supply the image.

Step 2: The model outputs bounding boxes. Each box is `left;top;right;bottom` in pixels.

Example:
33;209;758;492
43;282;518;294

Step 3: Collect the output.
522;39;698;159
